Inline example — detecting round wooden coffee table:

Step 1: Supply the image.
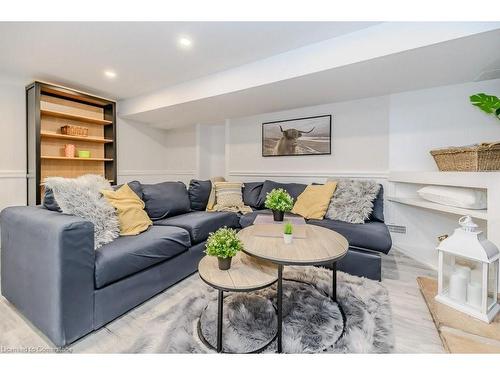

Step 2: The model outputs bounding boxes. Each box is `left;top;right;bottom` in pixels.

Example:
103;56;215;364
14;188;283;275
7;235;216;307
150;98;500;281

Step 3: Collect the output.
198;252;278;353
238;224;349;353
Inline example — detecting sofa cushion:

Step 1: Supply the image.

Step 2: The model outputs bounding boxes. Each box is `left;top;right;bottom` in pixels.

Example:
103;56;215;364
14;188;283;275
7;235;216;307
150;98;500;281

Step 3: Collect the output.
242;182;264;209
113;180;143;200
256;180;307;208
141;181;191;220
307;219;392;254
370;185;385;223
95;225;191;288
188;179;212;211
154;211;240;244
42;188;62;212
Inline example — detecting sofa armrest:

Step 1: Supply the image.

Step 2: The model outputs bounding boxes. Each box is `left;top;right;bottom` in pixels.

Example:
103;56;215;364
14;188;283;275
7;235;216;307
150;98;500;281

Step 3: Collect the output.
1;206;95;347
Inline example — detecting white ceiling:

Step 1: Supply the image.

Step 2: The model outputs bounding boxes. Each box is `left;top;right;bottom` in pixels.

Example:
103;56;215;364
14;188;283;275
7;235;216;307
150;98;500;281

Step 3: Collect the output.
123;29;500;128
0;22;380;99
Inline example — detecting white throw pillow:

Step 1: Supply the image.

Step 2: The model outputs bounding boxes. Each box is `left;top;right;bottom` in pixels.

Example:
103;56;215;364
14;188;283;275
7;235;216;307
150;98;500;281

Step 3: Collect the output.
417;186;487;210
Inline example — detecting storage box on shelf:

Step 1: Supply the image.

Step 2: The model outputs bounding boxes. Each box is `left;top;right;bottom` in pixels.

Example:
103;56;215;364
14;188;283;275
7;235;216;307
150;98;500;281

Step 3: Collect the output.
26;81;116;205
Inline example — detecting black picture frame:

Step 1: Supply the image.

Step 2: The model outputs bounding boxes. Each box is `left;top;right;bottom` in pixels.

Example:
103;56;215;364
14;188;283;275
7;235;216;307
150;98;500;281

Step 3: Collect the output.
261;114;332;157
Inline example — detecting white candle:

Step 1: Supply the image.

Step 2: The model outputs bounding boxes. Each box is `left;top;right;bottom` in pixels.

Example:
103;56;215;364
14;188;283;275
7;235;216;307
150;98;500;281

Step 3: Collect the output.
455;265;471;283
467;282;482;309
449;273;467;302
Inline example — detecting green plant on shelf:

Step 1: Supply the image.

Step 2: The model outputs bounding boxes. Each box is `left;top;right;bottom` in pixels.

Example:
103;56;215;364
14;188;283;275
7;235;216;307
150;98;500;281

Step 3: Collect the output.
470;93;500;121
284;222;293;235
264;188;294;212
204;227;243;259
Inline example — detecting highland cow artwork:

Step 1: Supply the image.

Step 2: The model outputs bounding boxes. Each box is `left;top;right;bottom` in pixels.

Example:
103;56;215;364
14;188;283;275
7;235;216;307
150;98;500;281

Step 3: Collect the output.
262;115;331;157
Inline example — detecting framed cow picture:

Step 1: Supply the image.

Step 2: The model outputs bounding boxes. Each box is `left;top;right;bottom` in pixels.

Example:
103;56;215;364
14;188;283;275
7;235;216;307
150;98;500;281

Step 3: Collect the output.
261;114;332;157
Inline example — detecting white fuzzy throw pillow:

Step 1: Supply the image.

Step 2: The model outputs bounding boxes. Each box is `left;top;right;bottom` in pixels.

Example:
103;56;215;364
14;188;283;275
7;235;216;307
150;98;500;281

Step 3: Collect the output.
44;174;120;249
325;179;381;224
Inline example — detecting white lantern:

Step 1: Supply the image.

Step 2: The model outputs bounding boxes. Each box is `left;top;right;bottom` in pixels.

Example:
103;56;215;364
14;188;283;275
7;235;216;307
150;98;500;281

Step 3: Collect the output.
436;216;500;323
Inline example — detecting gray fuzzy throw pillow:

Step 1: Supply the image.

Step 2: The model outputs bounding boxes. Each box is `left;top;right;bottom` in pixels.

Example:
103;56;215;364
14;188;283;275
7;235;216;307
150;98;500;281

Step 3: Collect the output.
44;174;120;249
325;179;381;224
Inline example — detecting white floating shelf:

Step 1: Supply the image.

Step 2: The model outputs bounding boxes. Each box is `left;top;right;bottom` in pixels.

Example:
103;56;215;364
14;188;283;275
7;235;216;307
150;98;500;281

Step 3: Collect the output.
389;171;500;189
387;196;488;220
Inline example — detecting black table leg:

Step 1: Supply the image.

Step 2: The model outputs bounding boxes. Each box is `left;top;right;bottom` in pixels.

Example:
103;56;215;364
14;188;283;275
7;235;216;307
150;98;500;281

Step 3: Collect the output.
277;264;283;353
217;289;223;353
332;262;337;302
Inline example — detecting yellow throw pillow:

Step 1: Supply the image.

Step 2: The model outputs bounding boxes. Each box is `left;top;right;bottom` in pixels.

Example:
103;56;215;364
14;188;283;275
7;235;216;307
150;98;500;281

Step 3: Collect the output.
291;181;337;220
101;184;152;236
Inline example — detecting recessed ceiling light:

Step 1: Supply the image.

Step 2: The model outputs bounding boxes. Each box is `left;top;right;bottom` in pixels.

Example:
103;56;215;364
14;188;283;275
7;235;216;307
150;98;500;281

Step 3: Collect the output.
178;36;193;48
104;70;117;79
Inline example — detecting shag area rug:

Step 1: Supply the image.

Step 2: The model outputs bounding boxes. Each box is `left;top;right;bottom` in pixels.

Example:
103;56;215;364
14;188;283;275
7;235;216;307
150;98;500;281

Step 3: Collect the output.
126;266;394;353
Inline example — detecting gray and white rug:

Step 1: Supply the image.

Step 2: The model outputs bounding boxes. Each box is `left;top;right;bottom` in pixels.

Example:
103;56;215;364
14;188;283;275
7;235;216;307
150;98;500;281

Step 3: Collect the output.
126;266;394;353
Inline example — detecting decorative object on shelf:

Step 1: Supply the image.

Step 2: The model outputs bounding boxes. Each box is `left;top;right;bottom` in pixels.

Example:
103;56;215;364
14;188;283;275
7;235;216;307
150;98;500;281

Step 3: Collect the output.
78;150;91;158
64;144;75;158
262;114;331;156
470;93;500;121
430;142;500;171
61;125;89;137
283;222;293;244
418;185;487;210
205;227;243;270
264;188;294;222
436;215;500;323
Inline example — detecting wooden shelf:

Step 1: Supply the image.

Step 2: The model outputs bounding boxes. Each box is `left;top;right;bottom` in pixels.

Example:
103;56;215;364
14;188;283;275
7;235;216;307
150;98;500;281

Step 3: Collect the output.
387;196;488;220
41;132;113;143
41;109;113;125
41;156;113;162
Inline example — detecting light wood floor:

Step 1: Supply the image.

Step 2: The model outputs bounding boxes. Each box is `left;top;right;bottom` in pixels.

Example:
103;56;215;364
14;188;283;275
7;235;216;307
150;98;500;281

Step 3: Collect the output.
0;248;445;353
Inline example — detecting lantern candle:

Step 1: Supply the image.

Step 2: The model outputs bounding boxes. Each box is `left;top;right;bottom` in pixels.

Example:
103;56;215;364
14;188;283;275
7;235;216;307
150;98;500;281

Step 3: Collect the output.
455;265;471;282
467;282;482;308
449;273;467;302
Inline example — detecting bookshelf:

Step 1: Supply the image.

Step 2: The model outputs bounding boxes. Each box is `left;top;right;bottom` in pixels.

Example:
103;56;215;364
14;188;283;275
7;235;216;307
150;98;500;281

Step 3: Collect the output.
26;81;117;205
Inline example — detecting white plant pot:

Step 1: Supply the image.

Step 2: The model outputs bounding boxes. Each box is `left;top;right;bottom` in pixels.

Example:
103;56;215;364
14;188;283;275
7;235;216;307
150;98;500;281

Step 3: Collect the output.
283;233;293;244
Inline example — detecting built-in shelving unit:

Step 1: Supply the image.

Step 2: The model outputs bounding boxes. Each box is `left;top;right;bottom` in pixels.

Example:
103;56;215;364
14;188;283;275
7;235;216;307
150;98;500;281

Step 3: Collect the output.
386;196;488;220
40;109;113;125
27;81;117;205
40;131;113;143
388;171;500;275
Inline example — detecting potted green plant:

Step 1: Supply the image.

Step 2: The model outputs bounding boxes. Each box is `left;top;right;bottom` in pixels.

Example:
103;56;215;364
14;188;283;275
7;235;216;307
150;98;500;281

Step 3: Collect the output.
470;93;500;120
264;188;294;222
283;222;293;244
205;227;243;270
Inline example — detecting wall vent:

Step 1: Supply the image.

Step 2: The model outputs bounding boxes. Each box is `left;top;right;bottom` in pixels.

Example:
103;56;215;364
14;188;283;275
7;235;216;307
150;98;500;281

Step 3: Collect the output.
387;224;406;234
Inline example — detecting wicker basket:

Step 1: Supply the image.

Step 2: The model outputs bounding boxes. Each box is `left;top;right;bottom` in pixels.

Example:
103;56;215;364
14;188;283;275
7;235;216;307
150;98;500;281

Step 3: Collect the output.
430;142;500;171
61;125;88;137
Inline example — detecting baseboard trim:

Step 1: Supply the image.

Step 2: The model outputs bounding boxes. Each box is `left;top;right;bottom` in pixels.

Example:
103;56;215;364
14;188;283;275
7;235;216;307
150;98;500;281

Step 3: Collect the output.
391;244;438;271
228;170;388;179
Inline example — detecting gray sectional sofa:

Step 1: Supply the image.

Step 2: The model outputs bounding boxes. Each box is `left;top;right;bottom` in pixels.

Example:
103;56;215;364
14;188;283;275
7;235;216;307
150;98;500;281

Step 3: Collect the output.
0;178;391;347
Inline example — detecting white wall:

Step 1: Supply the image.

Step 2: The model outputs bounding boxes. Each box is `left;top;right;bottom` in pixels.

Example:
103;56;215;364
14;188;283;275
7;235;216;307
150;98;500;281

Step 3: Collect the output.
116;117;197;185
198;124;225;180
390;79;500;171
226;95;390;183
0;78;27;211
